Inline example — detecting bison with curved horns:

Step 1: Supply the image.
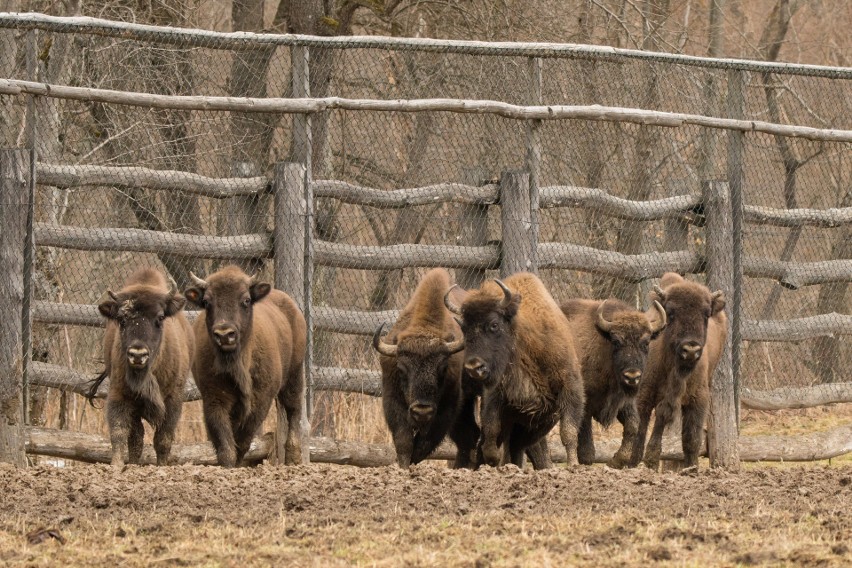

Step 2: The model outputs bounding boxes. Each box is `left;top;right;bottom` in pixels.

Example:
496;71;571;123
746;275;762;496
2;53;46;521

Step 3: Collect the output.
561;298;666;467
89;267;194;468
372;268;479;468
629;272;727;470
184;265;307;467
446;273;585;468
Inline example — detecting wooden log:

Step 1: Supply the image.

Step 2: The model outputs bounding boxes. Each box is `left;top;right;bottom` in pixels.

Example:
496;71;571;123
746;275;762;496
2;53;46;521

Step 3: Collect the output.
741;383;852;410
541;185;702;220
0;149;28;466
744;204;852;228
312;306;400;335
742;256;852;289
5;78;852;142
728;68;745;427
35;162;267;197
29;361;202;401
314;179;498;208
24;424;852;466
34;223;272;259
703;180;740;470
314;240;499;270
742;313;852;341
500;170;535;276
537;243;704;280
312;367;382;396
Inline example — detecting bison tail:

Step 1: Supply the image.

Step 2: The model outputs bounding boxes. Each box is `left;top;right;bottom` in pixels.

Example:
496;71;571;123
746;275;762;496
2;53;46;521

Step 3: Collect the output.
84;370;109;407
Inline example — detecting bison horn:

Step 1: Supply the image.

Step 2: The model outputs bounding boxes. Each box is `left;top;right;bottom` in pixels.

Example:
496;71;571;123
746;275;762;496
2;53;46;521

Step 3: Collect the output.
189;271;208;289
494;279;513;309
711;290;724;302
166;274;179;295
443;285;463;315
652;284;666;301
372;321;398;357
596;302;614;333
444;336;465;355
107;290;119;301
649;300;667;333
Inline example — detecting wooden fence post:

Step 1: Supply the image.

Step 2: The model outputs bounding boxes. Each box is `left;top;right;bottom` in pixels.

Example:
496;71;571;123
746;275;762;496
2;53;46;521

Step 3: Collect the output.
273;161;311;464
727;69;745;421
457;167;489;290
0;149;29;466
500;170;535;278
704;179;740;471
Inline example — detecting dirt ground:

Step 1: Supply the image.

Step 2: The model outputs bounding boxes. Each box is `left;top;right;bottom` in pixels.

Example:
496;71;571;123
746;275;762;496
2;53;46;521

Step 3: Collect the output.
1;460;850;567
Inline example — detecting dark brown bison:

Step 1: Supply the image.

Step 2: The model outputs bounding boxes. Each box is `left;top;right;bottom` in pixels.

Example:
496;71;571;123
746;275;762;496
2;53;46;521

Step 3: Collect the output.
630;272;727;470
89;267;194;467
446;273;585;468
561;298;667;467
184;265;307;467
372;268;479;468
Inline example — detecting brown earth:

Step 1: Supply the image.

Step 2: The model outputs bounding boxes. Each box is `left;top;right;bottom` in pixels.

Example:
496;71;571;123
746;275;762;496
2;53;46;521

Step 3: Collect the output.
1;461;850;567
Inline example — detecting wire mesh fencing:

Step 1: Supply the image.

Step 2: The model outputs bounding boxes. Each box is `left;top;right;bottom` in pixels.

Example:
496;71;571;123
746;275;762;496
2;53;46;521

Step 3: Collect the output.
0;14;849;447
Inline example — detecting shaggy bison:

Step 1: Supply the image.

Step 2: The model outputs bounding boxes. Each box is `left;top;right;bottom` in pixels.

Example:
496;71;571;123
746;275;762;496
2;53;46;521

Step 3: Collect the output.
446;273;585;468
630;273;727;470
184;265;306;467
90;268;194;467
561;298;667;467
372;268;479;468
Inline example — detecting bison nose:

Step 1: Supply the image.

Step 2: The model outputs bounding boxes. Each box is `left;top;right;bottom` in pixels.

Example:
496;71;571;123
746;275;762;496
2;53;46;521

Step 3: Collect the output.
127;346;149;368
212;325;238;349
622;368;642;387
679;341;703;361
409;403;435;424
464;358;489;381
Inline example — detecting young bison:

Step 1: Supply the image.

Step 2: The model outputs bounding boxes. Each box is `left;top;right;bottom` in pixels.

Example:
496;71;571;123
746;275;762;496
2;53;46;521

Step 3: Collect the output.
561;298;666;467
372;268;479;468
90;267;194;467
184;265;306;467
630;272;727;470
446;273;585;468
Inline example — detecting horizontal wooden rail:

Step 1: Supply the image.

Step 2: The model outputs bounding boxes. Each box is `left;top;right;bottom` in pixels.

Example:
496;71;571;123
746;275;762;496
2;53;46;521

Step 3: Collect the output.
537;243;703;280
35;163;268;198
741;383;852;411
539;186;701;219
312;307;400;336
742;256;852;289
35;223;271;259
743;313;852;342
313;180;499;207
744;204;852;228
313;367;383;396
5;78;852;142
314;241;500;270
25;424;852;466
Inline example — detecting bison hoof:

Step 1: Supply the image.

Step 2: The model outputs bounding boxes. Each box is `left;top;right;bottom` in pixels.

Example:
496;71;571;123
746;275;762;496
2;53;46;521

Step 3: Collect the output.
679;465;699;476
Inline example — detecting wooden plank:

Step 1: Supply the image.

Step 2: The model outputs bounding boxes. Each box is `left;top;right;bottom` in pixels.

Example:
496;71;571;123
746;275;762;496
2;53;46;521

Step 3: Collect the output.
741;383;852;410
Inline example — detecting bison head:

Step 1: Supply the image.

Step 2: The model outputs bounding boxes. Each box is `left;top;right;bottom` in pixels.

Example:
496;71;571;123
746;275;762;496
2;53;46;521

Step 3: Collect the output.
595;299;667;390
373;321;464;426
184;265;270;354
650;273;725;369
445;279;520;389
98;283;185;373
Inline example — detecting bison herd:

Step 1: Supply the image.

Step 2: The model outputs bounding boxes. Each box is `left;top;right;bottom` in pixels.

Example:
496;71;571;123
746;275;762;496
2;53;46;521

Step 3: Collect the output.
88;265;726;472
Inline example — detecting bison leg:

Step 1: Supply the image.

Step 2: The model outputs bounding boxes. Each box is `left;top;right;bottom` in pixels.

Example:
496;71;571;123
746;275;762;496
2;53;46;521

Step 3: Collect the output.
449;397;480;469
608;404;639;469
629;398;654;467
390;427;415;468
644;400;676;470
154;395;182;466
524;437;552;470
106;398;135;468
278;369;305;465
234;408;270;467
577;414;595;465
681;403;706;469
557;386;584;467
479;389;506;467
203;398;237;467
127;416;144;465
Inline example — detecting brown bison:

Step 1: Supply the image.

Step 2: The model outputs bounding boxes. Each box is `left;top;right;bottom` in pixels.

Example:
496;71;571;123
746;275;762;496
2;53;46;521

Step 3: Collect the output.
372;268;479;468
561;298;667;467
630;272;727;470
184;265;307;467
89;267;194;467
446;273;585;468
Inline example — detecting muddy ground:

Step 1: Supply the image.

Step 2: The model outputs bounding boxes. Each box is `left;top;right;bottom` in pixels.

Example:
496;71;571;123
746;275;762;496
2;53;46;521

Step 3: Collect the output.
0;461;850;567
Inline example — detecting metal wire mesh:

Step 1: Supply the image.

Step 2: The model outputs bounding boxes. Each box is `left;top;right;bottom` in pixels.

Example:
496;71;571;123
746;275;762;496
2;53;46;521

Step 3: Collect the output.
0;15;848;445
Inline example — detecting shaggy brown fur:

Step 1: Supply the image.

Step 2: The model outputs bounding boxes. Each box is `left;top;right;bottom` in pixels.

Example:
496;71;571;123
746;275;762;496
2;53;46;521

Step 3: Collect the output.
561;298;665;467
454;273;585;468
631;273;727;470
92;267;194;467
184;265;307;468
373;268;478;468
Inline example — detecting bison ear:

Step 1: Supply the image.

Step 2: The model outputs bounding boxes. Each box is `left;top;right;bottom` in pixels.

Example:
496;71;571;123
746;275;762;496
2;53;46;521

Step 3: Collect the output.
503;292;521;320
249;281;272;303
184;287;204;307
711;291;726;315
165;293;186;317
98;298;119;320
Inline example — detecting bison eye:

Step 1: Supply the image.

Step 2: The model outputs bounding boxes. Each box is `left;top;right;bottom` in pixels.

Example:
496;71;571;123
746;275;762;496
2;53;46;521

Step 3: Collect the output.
242;297;251;308
118;319;127;329
489;321;500;332
155;314;165;328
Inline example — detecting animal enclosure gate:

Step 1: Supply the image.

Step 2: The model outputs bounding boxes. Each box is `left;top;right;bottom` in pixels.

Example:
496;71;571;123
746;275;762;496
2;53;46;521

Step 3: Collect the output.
0;13;851;468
